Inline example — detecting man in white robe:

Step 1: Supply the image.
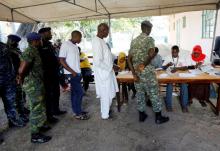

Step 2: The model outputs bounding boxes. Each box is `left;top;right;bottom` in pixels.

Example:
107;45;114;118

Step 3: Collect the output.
92;23;119;119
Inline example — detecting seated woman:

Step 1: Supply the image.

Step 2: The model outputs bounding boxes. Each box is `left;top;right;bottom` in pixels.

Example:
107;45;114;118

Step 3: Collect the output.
188;45;211;107
79;47;94;92
114;52;136;102
162;45;189;112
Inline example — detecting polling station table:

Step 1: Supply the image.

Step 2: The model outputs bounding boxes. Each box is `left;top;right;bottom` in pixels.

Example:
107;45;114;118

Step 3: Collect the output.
116;69;220;115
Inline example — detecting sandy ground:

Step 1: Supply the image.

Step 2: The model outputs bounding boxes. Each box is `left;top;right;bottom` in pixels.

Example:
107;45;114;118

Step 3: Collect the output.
1;84;220;151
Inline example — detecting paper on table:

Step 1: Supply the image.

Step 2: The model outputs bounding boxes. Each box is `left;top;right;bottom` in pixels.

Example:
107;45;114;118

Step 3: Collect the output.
118;71;130;75
188;69;203;75
159;73;169;78
178;73;196;77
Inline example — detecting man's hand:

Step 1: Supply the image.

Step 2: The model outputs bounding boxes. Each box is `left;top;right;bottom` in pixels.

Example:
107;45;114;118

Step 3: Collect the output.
148;48;155;58
136;63;145;72
16;75;23;85
133;74;140;82
195;62;203;68
167;62;173;67
71;72;77;77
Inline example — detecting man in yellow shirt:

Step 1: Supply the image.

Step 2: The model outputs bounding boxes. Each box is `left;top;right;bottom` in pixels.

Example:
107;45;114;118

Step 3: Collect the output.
79;47;94;92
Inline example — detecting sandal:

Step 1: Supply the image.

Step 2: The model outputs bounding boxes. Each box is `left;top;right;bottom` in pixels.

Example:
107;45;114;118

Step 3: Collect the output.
75;114;89;120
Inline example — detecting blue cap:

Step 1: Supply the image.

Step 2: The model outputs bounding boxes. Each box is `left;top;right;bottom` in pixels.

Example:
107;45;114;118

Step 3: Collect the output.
8;34;21;42
26;32;41;41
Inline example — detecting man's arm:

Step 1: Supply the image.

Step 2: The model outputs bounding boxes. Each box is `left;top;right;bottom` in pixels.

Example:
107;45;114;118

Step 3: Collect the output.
143;48;155;67
127;54;139;81
18;61;30;84
59;58;77;77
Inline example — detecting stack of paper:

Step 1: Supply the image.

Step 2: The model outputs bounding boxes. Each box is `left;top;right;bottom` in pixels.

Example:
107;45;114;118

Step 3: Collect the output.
178;73;196;77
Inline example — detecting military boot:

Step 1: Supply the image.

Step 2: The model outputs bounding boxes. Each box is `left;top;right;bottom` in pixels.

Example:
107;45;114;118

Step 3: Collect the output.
155;112;169;124
139;111;148;122
31;133;52;143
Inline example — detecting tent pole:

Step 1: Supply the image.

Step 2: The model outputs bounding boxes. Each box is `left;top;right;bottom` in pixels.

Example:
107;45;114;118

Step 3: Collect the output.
108;15;113;49
211;2;220;61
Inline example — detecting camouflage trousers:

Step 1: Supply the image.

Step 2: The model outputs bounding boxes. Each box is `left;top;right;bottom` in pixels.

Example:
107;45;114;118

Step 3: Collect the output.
23;82;46;134
15;84;26;115
134;66;162;113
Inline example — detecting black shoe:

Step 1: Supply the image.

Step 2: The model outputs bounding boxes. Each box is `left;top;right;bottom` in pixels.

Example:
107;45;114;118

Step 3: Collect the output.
8;118;26;128
47;116;59;124
139;111;148;122
155;112;169;124
31;133;52;143
53;110;67;116
39;125;51;133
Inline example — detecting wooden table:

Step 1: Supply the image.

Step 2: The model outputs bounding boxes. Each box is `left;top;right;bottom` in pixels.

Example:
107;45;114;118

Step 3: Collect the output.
116;70;220;115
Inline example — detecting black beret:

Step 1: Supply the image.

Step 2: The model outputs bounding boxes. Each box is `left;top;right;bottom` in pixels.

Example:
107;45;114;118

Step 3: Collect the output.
7;34;21;42
38;27;51;34
26;32;41;41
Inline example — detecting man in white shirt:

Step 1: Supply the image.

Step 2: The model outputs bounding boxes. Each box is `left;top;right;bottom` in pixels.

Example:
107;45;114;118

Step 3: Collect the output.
162;45;189;112
59;31;89;120
92;23;119;120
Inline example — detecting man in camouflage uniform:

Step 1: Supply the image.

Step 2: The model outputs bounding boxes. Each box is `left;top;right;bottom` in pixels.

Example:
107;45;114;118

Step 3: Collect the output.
6;35;29;123
128;20;169;124
0;41;25;128
18;32;51;143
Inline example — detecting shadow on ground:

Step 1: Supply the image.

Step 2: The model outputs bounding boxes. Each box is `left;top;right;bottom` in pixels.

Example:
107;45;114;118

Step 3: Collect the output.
1;85;220;151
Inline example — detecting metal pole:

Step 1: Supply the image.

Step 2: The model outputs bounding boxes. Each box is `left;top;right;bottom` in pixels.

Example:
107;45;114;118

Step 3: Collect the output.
108;15;113;49
211;3;219;61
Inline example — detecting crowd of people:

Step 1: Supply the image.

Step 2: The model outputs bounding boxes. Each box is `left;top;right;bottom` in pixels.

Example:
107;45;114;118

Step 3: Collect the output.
0;20;216;144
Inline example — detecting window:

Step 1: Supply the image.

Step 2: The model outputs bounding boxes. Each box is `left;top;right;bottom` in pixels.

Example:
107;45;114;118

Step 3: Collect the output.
202;10;215;39
173;22;175;30
182;16;186;28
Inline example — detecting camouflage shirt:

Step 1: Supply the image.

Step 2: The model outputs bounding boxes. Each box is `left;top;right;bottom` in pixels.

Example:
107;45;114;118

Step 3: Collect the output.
129;33;155;67
21;45;44;87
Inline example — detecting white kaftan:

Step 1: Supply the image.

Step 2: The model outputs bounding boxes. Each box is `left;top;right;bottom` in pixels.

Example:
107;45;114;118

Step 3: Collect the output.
92;36;119;119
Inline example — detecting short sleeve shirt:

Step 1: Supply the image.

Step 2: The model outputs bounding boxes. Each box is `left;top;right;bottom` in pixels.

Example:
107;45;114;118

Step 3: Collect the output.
21;45;44;85
59;41;81;74
129;33;155;67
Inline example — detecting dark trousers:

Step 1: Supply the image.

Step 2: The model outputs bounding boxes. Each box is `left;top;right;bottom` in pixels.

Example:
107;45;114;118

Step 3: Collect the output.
67;74;83;116
44;79;60;118
81;68;93;91
0;82;17;120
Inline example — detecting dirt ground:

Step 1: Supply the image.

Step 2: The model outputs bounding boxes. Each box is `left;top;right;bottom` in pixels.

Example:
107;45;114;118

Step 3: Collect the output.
1;84;220;151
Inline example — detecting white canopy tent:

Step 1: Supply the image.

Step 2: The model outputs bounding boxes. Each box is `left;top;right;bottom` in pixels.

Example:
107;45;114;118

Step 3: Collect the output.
0;0;219;23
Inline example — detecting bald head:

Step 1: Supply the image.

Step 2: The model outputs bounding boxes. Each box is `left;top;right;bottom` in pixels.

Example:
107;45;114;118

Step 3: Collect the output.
71;30;82;44
97;23;109;39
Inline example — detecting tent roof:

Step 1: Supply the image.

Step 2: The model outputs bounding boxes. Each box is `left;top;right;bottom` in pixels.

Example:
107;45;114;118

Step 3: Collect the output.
0;0;219;23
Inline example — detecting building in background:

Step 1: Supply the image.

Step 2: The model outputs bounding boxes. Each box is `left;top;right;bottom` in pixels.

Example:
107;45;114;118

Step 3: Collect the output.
168;10;220;59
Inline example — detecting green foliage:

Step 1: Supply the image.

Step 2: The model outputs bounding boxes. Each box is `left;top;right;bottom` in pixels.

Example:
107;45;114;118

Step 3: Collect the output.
47;17;151;41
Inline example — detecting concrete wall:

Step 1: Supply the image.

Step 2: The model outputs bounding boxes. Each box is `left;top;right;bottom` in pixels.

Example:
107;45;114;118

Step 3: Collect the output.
168;10;220;59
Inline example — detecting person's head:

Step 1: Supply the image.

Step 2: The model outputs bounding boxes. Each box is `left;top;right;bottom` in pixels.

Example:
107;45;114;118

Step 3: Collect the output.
71;30;82;44
97;23;109;39
26;32;42;48
141;20;153;35
38;27;52;41
171;45;179;58
155;47;159;54
7;34;21;48
118;52;126;64
192;45;206;62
